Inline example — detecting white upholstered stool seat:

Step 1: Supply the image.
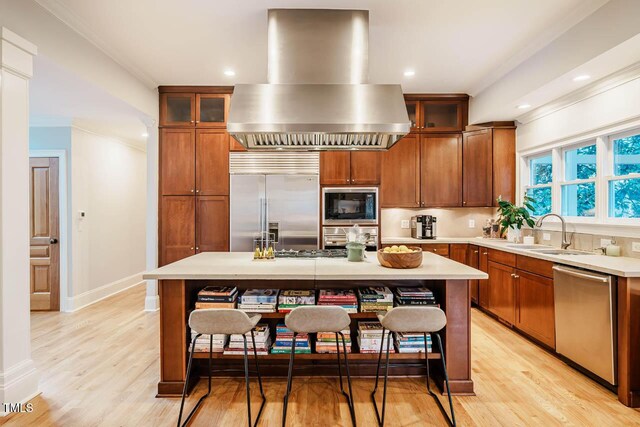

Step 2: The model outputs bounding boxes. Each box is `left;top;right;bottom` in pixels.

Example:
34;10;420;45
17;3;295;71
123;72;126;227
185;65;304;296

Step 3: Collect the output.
284;306;351;334
189;308;261;335
376;306;446;333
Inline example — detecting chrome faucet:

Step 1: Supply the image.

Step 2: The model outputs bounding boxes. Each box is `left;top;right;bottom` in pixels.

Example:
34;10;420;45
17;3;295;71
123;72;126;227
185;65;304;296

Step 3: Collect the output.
535;213;571;250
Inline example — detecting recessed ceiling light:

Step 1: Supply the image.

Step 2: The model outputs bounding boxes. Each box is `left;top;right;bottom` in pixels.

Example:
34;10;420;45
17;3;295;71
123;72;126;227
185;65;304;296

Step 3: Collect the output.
142;132;149;138
517;104;531;109
403;70;415;77
573;74;590;82
224;70;236;77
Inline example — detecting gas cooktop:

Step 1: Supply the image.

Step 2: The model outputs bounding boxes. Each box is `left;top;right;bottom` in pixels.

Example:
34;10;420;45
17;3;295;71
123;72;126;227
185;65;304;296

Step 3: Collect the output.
274;249;348;259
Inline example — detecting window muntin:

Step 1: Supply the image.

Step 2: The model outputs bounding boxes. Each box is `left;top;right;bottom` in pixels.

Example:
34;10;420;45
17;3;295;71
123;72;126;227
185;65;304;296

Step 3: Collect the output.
564;144;596;180
609;132;640;219
560;142;596;217
613;134;640;176
524;152;553;216
530;154;553;185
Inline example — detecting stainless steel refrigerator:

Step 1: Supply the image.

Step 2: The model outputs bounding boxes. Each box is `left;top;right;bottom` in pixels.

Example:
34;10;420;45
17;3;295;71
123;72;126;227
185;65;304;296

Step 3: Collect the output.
230;174;319;252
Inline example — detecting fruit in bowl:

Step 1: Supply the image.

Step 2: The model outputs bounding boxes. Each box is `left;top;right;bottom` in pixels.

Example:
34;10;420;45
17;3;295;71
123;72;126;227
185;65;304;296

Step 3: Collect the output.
378;245;423;269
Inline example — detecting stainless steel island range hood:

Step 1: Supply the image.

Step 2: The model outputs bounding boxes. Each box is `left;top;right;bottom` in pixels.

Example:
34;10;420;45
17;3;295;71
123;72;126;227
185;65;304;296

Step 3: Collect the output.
227;9;410;150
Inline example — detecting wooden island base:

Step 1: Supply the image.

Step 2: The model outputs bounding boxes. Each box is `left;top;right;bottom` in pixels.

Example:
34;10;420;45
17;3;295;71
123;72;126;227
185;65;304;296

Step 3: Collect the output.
157;278;474;397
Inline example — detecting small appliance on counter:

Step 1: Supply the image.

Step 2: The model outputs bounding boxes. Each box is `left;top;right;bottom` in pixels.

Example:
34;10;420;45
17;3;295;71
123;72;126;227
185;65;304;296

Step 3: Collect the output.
410;215;437;239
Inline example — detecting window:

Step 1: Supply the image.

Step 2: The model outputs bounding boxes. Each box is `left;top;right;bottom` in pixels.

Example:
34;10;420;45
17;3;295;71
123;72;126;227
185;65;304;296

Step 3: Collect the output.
524;153;552;215
561;143;596;217
609;133;640;218
521;128;640;224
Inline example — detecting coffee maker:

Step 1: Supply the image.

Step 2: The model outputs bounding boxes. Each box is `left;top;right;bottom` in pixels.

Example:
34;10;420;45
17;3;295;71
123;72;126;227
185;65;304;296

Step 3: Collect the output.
410;215;437;239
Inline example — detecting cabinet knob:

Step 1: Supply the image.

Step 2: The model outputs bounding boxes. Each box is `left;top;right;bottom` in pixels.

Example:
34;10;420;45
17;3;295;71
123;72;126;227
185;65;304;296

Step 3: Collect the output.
190;189;194;193
474;250;479;254
433;249;437;252
483;252;488;255
352;179;356;183
195;120;200;124
190;120;194;124
190;247;194;251
463;201;467;205
196;247;199;251
514;275;520;279
196;189;200;193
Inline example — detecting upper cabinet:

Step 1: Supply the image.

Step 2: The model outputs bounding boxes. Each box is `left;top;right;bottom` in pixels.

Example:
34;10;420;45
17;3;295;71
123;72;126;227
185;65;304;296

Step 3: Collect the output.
320;151;381;186
462;124;516;207
381;133;461;208
160;93;196;127
404;96;468;133
196;94;230;128
159;88;232;128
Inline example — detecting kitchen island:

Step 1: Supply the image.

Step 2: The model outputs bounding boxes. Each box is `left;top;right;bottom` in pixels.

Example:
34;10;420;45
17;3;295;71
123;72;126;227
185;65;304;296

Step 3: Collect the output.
144;251;487;397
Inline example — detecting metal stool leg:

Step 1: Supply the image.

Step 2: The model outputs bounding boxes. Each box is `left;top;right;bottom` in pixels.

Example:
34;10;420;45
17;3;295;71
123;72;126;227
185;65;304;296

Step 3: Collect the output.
250;330;266;425
424;333;456;427
282;332;297;427
177;333;212;427
370;329;392;427
339;331;357;426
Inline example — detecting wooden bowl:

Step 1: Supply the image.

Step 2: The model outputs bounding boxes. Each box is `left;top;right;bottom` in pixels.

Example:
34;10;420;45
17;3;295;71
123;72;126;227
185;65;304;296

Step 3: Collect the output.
377;247;423;269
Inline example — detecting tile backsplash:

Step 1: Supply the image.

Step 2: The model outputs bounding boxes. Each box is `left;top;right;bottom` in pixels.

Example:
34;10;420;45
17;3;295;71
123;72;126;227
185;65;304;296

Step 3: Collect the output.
382;208;640;258
381;207;498;238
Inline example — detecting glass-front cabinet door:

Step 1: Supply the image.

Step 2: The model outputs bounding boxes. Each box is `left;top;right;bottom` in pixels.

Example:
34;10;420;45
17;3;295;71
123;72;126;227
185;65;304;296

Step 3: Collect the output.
160;93;195;126
196;94;229;127
421;101;463;131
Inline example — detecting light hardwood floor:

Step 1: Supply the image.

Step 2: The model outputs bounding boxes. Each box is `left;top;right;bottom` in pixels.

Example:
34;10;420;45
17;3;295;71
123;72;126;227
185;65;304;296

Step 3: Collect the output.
2;284;639;426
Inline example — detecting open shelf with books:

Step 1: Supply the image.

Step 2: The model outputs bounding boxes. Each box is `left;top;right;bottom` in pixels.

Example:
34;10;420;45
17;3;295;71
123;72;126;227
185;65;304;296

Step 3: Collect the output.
192;352;441;360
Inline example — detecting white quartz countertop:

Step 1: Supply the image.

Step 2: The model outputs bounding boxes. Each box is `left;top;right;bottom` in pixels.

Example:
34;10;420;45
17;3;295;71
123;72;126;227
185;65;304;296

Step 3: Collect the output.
143;251;488;281
382;236;640;277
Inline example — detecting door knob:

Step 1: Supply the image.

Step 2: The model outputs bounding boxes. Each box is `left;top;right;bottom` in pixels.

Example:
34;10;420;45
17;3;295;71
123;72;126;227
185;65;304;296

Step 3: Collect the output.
50;238;58;244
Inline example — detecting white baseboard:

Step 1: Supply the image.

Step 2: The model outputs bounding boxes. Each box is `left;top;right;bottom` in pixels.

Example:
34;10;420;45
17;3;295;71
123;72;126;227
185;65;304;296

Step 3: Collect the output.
65;272;145;312
0;359;40;416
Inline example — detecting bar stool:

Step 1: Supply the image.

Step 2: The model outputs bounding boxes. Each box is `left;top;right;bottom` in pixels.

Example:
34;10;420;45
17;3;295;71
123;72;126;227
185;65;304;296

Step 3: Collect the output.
282;306;356;427
177;309;266;427
370;306;456;427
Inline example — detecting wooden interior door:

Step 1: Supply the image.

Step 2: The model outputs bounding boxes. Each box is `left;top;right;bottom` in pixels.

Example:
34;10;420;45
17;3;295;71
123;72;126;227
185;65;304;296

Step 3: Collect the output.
350;151;380;185
29;157;60;311
380;134;421;207
462;129;493;207
160;128;195;195
196;130;229;195
320;151;351;185
196;196;229;252
421;134;462;207
160;196;195;266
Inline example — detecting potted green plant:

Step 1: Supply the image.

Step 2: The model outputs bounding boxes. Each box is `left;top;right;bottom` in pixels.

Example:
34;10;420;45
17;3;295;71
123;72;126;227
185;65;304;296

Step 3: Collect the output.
496;195;536;243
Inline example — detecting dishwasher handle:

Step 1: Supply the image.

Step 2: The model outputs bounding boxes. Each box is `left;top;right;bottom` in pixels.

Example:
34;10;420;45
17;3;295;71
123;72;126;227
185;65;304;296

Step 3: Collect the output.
552;265;609;283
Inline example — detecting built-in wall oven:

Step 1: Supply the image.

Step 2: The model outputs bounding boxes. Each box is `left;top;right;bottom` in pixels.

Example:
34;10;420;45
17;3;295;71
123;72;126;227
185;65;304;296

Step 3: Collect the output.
322;187;378;225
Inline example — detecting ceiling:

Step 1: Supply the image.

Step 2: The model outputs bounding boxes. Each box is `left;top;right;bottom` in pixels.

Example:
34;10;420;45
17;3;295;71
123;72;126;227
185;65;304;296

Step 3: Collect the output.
36;0;604;94
30;55;150;147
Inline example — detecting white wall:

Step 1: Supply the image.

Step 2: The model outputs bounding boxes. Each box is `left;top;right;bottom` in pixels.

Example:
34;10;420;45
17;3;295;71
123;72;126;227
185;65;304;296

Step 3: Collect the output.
29;126;147;310
517;74;640;152
69;128;146;308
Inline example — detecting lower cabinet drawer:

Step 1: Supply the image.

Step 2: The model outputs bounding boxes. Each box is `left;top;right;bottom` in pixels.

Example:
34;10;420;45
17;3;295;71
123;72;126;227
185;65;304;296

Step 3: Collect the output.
421;244;450;257
488;249;516;267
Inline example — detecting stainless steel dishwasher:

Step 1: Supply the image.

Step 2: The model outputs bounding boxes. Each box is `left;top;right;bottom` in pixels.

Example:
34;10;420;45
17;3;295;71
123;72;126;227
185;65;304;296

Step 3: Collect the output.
553;265;617;385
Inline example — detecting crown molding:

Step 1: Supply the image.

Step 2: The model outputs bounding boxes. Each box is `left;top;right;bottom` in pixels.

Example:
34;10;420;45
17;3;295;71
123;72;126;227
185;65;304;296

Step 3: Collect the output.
516;61;640;125
35;0;157;89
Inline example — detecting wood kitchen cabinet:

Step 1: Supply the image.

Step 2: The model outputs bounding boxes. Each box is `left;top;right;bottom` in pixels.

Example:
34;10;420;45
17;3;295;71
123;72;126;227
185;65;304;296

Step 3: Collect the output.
196;196;229;252
487;261;516;324
160;196;196;266
160;93;195;127
160;128;195;195
382;133;462;208
515;270;555;348
195;94;229;128
196;130;229;196
421;243;450;257
449;244;468;264
380;134;421;207
160;129;229;196
404;95;469;133
462;124;516;207
421;134;462;207
468;245;480;304
320;151;380;185
478;249;490;309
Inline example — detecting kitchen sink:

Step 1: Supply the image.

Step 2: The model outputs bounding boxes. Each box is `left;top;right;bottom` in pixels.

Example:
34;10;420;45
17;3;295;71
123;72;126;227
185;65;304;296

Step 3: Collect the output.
506;244;546;249
530;249;591;256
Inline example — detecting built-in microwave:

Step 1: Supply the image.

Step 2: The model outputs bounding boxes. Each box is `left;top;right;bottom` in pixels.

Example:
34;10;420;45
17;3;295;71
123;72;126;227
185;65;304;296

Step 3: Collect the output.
322;187;378;225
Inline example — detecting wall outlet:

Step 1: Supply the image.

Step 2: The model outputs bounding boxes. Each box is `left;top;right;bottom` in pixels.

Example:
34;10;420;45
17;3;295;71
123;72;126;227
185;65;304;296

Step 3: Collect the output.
632;242;640;253
600;238;612;248
468;219;475;228
543;233;551;241
400;220;410;229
